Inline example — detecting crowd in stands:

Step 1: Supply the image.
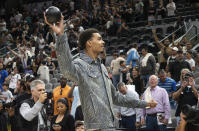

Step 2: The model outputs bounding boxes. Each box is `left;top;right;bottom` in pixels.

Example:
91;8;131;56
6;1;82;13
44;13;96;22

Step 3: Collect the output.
0;0;199;131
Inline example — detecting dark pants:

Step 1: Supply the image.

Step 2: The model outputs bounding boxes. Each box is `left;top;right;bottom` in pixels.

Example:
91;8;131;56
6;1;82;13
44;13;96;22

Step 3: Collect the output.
121;114;136;131
141;74;150;87
112;74;120;89
146;116;167;131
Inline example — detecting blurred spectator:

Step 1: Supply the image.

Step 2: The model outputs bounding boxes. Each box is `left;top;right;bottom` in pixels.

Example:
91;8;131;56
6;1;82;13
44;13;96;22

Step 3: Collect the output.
156;0;166;19
75;121;85;131
174;16;186;33
67;82;81;119
135;0;144;15
19;80;48;131
7;67;21;94
37;61;50;83
119;60;129;84
147;0;156;26
185;50;195;71
14;11;23;23
173;72;198;125
158;69;177;109
152;29;173;70
110;53;119;72
166;0;176;17
50;98;75;131
0;101;7;131
139;46;156;86
0;18;6;33
141;75;171;131
127;66;144;97
117;82;142;130
112;52;126;88
3;53;13;67
126;43;140;69
0;63;8;92
166;47;178;71
53;77;72;115
1;83;13;103
168;50;191;82
46;57;56;75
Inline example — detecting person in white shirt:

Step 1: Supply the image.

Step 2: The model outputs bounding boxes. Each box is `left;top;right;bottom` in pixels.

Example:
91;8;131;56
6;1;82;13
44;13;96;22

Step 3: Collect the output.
15;11;23;23
19;80;47;131
117;82;142;130
186;50;195;71
1;83;13;103
4;53;13;66
166;0;176;16
67;82;81;118
112;52;126;88
6;67;21;94
37;61;50;83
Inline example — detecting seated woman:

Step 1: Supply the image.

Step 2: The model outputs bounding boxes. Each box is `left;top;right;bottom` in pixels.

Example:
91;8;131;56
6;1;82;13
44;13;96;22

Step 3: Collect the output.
51;98;75;131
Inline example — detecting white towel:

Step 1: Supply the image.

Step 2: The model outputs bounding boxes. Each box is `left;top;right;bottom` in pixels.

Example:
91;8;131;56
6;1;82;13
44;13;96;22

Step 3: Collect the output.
141;53;152;67
144;87;153;108
144;87;152;102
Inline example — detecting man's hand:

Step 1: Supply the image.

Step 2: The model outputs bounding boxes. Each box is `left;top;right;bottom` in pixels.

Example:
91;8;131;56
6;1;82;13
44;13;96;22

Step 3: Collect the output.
141;118;145;126
135;122;141;128
162;119;168;125
43;13;64;35
189;77;195;88
181;81;188;90
6;107;15;117
116;112;121;118
147;99;157;108
39;92;47;103
152;29;156;34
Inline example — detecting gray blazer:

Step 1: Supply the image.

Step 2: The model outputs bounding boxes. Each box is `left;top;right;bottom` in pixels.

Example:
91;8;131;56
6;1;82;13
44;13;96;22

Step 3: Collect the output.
56;34;147;130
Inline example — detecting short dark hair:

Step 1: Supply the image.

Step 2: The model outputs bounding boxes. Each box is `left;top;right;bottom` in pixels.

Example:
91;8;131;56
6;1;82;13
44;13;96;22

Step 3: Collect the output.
75;121;84;128
141;45;148;51
78;28;99;50
2;83;9;87
57;98;69;113
120;60;125;65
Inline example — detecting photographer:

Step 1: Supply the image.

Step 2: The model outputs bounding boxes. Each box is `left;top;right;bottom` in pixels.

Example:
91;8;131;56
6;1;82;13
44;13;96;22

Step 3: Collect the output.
173;72;198;125
19;79;48;131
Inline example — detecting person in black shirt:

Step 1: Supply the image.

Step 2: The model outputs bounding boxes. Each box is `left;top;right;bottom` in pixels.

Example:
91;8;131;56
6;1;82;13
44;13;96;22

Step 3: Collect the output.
51;98;75;131
168;50;191;83
156;0;166;19
172;72;198;125
127;66;144;97
0;101;7;131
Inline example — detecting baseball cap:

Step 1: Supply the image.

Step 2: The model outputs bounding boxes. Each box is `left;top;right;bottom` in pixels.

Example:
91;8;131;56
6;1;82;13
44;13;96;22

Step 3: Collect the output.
172;47;178;51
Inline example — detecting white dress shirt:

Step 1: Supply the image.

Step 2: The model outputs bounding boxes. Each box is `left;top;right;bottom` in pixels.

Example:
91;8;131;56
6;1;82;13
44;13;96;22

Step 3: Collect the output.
118;85;142;122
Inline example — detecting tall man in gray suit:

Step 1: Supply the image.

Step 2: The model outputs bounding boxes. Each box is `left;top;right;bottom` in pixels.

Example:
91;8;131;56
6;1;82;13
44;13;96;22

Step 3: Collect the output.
44;14;157;131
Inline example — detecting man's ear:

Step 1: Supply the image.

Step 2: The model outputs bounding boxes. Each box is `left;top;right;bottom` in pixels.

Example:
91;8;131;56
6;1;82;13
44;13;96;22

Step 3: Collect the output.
86;40;92;48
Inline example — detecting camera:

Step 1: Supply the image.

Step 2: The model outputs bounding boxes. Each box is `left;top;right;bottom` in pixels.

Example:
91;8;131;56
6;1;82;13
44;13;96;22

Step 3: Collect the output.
184;72;194;88
182;104;199;126
184;72;193;83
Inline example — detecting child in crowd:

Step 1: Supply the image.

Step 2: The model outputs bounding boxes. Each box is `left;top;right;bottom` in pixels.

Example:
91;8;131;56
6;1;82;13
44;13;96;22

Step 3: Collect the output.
0;83;13;103
75;121;85;131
